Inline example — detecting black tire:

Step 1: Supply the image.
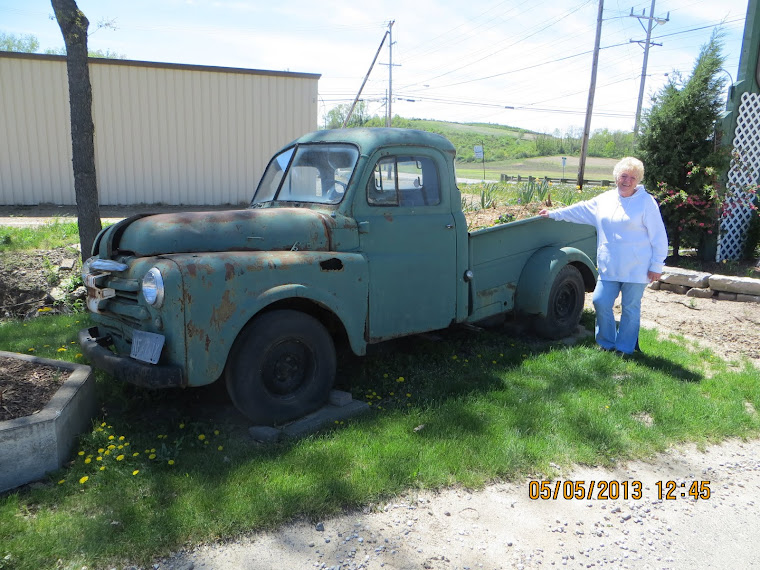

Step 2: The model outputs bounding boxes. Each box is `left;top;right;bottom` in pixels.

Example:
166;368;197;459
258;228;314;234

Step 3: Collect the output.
533;264;585;340
225;310;336;425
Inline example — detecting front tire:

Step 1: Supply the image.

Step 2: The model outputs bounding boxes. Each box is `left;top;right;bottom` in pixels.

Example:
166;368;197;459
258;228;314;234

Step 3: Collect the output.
533;264;585;340
225;310;336;425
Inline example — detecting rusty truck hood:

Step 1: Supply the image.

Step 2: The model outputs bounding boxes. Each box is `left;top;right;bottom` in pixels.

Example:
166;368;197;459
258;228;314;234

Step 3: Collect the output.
103;208;357;257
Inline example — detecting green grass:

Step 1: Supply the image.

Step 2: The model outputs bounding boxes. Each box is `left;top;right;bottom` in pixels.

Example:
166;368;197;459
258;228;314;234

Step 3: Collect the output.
0;220;80;252
1;312;759;569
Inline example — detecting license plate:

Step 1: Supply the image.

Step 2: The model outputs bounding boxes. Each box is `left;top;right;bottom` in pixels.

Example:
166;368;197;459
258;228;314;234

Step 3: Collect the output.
130;330;165;364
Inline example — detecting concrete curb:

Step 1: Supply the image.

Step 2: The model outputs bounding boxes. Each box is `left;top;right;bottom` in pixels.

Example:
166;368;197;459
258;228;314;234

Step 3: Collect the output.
0;351;96;493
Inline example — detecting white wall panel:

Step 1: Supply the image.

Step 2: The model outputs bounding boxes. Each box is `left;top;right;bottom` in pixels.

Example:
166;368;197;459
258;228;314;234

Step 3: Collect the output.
0;52;319;206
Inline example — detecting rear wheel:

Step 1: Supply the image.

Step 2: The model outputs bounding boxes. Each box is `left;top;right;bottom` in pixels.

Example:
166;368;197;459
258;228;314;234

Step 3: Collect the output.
533;264;585;340
225;310;336;425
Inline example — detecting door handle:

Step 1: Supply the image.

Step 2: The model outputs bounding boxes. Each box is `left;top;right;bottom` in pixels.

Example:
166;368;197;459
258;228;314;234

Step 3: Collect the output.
446;224;454;229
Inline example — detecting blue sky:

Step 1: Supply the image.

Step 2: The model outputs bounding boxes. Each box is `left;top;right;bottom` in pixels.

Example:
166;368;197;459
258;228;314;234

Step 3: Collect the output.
0;0;749;134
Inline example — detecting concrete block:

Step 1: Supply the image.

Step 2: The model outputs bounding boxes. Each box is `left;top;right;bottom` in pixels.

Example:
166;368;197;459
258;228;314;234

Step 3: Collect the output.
709;274;760;296
328;389;353;407
248;425;282;443
659;282;690;295
0;351;95;493
736;294;760;304
282;400;370;439
717;291;737;301
660;266;712;288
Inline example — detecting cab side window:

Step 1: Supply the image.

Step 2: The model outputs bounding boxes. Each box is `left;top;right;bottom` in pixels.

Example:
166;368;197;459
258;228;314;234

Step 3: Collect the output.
367;156;441;207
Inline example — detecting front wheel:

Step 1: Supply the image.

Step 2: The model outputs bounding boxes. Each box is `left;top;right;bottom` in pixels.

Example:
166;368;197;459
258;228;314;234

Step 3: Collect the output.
533;264;585;340
225;310;336;425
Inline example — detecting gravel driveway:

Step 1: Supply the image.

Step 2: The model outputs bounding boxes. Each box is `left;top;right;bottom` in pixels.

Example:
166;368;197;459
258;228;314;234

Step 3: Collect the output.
157;438;758;569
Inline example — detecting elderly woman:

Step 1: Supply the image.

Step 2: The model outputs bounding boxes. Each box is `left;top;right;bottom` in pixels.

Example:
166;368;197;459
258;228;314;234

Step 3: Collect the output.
539;157;668;355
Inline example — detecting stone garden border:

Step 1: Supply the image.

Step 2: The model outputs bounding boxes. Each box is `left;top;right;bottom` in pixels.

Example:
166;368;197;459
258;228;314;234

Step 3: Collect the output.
652;266;760;303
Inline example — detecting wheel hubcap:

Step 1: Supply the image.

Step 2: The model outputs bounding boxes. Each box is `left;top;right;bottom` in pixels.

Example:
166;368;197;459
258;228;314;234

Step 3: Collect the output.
262;340;315;397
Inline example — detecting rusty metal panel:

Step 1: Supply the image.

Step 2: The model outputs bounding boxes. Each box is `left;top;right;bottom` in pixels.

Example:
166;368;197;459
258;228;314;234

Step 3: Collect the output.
169;250;369;386
0;52;319;206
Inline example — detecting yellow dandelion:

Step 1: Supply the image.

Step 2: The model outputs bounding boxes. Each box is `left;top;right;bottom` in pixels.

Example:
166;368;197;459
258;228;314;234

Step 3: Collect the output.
383;373;388;378
217;446;223;451
451;355;458;360
27;348;35;352
133;452;140;457
116;454;125;461
198;434;206;441
108;435;115;440
57;347;67;353
75;353;83;358
100;466;106;471
149;454;156;460
84;458;91;464
396;376;405;383
179;423;185;429
58;479;65;485
214;430;220;436
107;444;115;450
168;459;175;466
78;450;85;456
132;470;140;476
118;435;125;441
406;393;411;398
96;456;102;461
101;422;106;427
79;476;89;484
98;448;104;453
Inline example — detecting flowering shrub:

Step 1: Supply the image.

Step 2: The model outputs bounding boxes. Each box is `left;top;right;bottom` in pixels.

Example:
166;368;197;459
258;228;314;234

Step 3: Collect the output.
653;162;723;249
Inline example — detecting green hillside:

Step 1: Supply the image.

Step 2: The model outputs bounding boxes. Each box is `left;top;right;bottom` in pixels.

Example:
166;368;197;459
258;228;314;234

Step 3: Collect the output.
360;117;634;166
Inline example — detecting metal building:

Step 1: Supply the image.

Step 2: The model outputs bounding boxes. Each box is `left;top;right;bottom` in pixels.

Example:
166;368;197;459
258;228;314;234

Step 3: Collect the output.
0;52;320;206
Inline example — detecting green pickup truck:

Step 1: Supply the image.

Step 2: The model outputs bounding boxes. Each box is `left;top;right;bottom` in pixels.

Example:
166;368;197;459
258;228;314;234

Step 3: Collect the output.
79;128;597;425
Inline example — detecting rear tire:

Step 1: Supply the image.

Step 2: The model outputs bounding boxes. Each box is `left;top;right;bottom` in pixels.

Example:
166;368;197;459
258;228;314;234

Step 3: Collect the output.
533;264;585;340
225;310;336;425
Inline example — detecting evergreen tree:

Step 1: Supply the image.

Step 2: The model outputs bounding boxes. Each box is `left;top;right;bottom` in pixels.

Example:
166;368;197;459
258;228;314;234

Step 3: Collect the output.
637;31;728;258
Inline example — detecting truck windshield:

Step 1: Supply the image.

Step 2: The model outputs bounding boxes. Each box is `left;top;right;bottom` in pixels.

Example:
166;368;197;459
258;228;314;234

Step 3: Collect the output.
252;143;360;205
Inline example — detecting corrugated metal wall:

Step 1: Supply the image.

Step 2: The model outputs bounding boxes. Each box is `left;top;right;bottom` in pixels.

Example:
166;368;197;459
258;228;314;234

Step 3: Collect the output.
0;52;319;206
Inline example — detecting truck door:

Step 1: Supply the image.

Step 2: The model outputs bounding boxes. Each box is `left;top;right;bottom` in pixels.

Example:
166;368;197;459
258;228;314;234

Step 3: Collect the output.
355;152;458;342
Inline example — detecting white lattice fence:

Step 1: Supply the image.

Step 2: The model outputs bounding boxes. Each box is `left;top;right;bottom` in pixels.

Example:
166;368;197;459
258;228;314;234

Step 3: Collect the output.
718;91;760;261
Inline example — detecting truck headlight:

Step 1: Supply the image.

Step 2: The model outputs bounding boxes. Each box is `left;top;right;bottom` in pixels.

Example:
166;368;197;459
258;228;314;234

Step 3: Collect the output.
142;268;165;307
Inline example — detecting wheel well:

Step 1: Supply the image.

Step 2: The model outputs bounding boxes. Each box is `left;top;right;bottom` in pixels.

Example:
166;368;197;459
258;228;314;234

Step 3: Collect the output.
572;261;597;292
258;298;349;348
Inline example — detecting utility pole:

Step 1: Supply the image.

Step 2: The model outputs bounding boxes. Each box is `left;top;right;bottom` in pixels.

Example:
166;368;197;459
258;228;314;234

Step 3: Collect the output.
386;20;395;127
630;1;669;137
578;0;604;190
343;29;389;128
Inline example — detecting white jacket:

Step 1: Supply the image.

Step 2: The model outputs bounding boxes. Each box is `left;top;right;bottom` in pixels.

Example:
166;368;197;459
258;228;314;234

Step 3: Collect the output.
547;186;668;284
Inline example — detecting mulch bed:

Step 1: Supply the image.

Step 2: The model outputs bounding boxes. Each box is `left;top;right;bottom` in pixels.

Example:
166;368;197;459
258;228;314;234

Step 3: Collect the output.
0;356;65;421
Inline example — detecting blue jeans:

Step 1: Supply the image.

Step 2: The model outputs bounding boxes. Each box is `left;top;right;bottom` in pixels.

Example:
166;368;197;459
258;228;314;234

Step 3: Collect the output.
592;280;647;354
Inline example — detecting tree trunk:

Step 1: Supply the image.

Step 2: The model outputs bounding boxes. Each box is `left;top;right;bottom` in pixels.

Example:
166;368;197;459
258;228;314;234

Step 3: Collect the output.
51;0;101;260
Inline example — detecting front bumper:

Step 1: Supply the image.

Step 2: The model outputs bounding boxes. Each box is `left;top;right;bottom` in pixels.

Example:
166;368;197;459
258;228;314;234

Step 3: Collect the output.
78;327;185;389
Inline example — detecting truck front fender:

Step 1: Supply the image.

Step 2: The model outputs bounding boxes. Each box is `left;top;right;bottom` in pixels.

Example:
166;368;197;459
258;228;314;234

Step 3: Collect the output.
174;251;369;386
515;246;597;317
